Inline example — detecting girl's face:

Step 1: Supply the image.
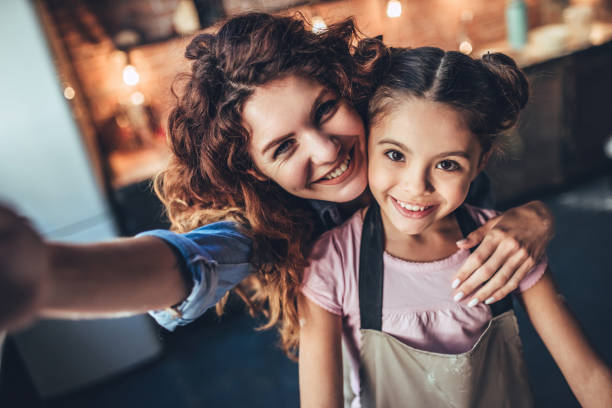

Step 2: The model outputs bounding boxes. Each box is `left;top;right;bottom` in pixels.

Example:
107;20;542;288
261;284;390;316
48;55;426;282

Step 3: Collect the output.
244;75;368;203
368;98;487;237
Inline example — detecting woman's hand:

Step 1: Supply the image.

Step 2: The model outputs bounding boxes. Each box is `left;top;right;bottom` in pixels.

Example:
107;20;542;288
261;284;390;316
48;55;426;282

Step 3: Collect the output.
0;204;49;332
452;200;554;306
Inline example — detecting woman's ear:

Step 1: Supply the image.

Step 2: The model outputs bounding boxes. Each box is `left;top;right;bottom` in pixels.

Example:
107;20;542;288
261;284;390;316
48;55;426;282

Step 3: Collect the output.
247;168;268;182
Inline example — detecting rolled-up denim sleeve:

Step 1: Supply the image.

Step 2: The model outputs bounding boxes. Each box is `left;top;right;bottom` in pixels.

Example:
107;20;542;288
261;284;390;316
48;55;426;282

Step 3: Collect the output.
136;222;252;330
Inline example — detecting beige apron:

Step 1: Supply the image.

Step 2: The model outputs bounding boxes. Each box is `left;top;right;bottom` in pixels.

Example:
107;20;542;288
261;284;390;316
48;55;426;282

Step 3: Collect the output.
351;204;534;408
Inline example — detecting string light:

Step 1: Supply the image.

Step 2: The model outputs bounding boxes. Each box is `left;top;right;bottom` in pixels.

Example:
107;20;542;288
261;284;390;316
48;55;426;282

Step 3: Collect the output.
130;91;145;105
312;16;327;34
386;0;402;18
122;65;140;86
459;40;473;55
63;86;75;100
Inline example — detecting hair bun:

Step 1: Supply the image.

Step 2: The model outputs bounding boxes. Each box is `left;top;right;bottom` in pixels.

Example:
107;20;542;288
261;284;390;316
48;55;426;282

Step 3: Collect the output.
480;52;529;112
185;34;216;60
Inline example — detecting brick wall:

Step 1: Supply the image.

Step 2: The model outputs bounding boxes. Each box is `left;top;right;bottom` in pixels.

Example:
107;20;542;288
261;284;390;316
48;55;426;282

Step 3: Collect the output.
48;0;550;132
45;0;556;184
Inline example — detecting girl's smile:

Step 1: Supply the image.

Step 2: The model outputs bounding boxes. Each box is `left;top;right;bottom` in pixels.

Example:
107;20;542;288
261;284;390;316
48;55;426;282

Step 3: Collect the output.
390;197;438;219
368;98;487;239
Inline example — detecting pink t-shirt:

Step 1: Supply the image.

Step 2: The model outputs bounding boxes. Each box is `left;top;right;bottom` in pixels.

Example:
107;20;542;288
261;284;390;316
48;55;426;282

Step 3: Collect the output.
301;205;547;403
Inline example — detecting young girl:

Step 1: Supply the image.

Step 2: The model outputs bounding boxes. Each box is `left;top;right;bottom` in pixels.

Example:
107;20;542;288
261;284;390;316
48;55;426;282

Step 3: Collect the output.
298;47;612;407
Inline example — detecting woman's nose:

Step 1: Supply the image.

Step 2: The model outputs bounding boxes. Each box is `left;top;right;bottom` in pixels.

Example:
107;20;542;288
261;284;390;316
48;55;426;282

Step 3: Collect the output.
305;130;340;165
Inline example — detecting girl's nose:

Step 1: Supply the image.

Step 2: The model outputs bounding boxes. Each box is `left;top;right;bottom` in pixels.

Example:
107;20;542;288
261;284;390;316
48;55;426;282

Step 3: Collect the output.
305;130;341;165
402;166;431;196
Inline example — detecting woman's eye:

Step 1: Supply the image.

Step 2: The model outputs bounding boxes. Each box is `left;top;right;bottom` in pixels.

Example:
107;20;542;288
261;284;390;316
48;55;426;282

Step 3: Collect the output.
436;160;460;171
314;99;339;124
273;139;295;158
385;150;404;162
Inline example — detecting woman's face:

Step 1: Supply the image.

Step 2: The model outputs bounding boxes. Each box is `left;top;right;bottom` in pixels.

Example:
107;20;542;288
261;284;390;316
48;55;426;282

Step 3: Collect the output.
244;75;368;203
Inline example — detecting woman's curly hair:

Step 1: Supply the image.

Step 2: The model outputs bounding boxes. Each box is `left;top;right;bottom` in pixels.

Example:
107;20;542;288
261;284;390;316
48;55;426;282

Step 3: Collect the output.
154;12;387;359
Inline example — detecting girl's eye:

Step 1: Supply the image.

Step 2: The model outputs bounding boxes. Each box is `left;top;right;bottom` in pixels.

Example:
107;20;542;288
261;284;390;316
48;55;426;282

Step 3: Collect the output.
385;150;404;162
314;99;339;125
436;160;460;172
273;139;295;158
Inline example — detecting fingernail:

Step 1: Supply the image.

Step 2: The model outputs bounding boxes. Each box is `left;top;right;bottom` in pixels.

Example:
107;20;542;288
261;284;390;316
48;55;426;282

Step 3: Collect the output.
451;279;461;289
468;298;479;307
484;297;495;305
453;292;464;302
456;239;467;246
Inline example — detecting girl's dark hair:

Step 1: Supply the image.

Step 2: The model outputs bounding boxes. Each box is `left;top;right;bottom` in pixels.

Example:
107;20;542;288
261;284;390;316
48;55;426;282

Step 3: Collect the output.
369;47;529;153
154;12;386;359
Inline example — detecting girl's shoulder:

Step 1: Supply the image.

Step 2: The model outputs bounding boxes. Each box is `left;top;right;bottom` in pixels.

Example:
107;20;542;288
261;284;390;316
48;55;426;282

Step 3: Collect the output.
302;210;364;316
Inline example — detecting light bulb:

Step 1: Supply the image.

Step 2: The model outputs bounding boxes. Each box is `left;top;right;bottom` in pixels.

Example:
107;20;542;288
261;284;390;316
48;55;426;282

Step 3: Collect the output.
63;86;75;100
123;65;140;86
312;16;327;34
387;0;402;18
130;91;145;105
459;41;473;55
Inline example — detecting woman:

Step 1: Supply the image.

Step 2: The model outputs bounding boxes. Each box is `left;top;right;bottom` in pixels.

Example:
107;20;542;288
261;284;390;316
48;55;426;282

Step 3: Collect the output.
0;13;553;359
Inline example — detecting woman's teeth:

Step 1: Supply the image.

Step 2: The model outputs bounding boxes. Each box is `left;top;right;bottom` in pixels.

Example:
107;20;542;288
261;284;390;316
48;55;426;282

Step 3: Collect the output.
396;199;428;211
324;156;351;180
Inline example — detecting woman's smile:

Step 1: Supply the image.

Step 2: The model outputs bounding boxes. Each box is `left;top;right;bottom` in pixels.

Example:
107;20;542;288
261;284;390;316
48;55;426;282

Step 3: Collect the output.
314;147;355;185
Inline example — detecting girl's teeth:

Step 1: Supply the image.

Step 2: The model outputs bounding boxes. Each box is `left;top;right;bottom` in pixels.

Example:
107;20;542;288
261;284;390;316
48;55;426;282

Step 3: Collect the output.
324;156;351;180
397;200;427;211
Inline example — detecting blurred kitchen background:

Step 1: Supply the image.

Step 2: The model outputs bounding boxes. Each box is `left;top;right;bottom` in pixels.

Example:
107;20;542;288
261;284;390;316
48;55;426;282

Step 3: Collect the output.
0;0;611;407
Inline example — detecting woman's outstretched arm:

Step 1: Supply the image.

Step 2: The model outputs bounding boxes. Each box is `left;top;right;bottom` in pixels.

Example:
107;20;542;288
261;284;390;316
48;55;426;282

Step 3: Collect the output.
519;270;612;407
298;294;344;408
452;200;554;305
43;237;188;318
0;204;187;331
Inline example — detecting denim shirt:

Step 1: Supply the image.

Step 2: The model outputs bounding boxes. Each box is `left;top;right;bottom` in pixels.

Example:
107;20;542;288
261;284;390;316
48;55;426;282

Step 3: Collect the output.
140;173;492;331
137;222;252;330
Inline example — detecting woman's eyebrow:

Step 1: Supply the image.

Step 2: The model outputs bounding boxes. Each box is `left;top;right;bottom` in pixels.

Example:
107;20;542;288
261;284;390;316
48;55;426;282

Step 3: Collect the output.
309;88;334;120
261;133;295;155
261;88;331;155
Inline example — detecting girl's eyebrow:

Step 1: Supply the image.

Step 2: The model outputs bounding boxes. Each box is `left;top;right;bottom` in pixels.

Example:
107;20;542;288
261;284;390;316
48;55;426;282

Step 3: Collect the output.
377;139;471;159
378;139;408;150
260;88;330;156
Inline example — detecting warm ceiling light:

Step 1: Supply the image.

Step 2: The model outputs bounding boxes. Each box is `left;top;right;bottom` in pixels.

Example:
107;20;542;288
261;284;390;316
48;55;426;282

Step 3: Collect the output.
63;86;75;100
459;40;473;55
122;65;140;86
130;91;145;105
312;16;327;34
387;0;402;18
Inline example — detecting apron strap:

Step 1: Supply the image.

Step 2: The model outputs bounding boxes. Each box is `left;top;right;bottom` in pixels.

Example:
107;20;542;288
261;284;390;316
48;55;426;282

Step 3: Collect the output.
358;204;513;331
359;202;385;331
